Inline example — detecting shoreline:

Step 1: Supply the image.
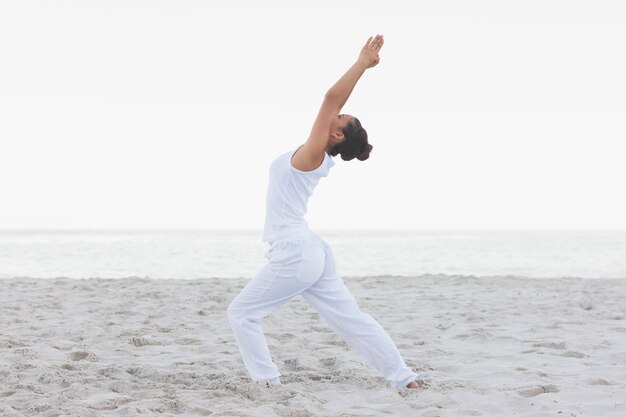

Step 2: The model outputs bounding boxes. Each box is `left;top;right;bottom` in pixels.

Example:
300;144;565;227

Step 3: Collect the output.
3;273;626;281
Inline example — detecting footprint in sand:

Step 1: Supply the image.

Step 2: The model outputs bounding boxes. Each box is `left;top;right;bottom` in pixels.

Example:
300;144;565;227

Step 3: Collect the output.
561;350;585;358
310;325;333;333
284;358;299;371
319;356;337;371
190;406;214;416
109;380;133;393
174;336;201;345
0;390;16;398
287;410;308;417
69;350;99;362
588;378;612;385
518;384;559;397
532;341;566;349
130;336;162;347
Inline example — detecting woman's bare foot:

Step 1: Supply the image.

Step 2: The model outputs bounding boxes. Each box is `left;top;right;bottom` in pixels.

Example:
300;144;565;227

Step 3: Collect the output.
406;380;424;389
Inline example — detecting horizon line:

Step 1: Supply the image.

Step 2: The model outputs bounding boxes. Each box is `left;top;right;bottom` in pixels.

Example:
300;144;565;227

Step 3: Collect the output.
1;228;625;233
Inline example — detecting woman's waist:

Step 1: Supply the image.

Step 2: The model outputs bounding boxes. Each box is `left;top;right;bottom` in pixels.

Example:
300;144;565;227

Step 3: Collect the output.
269;229;320;245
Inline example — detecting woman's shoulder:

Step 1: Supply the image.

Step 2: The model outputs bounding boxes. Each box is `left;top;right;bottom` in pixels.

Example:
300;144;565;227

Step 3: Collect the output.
290;144;329;173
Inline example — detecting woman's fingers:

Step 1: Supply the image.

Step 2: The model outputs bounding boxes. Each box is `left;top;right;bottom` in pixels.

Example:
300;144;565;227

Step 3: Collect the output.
368;34;384;51
365;34;383;48
362;34;384;65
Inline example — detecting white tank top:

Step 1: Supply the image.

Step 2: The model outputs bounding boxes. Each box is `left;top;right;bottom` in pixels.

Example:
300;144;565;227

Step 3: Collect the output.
262;147;335;242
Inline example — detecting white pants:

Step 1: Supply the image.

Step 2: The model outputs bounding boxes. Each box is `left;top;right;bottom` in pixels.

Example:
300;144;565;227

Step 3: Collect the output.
226;233;418;389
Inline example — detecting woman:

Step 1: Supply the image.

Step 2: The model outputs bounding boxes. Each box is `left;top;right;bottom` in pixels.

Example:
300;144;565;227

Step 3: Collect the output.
227;35;422;390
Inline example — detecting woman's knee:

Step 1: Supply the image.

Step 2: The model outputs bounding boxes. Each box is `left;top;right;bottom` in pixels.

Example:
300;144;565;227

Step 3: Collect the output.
226;300;247;324
227;298;269;327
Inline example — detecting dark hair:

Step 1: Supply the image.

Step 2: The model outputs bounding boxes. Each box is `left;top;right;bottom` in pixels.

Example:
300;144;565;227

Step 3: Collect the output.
329;118;373;161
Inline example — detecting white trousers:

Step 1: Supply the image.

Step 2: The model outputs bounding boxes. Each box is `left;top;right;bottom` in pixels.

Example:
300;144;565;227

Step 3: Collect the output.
226;233;418;389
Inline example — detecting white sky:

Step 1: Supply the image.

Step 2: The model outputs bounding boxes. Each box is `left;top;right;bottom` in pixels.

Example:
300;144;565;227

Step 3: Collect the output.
1;0;625;230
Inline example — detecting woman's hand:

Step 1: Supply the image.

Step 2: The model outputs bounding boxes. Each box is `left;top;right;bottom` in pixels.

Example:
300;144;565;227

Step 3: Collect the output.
358;34;384;69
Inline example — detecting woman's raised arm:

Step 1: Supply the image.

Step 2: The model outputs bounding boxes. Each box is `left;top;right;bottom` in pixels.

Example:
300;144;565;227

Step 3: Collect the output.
325;35;384;111
296;35;384;168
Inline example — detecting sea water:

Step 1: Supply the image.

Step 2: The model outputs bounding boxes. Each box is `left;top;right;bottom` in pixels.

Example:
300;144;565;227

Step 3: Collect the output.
0;230;625;279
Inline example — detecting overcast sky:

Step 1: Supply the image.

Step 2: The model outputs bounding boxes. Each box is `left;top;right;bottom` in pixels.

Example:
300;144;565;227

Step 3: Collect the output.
1;0;625;230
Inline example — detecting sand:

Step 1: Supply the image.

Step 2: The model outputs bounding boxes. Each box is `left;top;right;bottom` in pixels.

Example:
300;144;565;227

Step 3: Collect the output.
1;275;625;417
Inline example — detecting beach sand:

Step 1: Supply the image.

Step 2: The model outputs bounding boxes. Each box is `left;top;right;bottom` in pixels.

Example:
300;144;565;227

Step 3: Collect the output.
1;275;625;417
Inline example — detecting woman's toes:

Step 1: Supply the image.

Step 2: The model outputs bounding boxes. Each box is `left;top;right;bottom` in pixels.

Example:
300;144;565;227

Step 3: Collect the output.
406;380;424;389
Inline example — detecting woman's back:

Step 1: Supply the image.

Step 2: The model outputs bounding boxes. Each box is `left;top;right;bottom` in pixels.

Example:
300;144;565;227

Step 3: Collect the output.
262;147;335;242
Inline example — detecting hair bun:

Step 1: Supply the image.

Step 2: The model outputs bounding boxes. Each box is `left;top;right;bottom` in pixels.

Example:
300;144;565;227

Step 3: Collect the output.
356;143;373;161
332;118;372;162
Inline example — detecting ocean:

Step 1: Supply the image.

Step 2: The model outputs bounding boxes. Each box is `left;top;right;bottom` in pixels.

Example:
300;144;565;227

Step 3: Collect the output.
1;230;625;280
